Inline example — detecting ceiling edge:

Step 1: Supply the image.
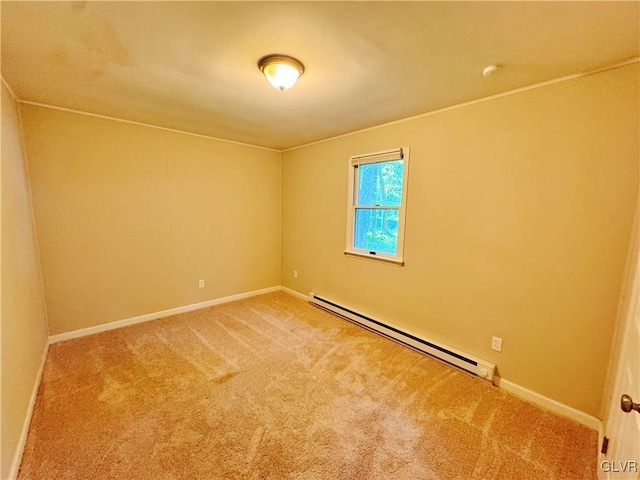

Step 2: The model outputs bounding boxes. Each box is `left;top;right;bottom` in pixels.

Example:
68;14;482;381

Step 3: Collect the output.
1;75;19;101
15;99;281;153
282;56;640;153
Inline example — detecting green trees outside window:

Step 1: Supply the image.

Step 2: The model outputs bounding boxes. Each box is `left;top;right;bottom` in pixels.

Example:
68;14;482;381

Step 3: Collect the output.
354;160;404;255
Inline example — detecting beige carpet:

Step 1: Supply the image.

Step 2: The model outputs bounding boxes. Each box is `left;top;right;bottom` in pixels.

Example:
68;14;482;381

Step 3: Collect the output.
18;292;597;479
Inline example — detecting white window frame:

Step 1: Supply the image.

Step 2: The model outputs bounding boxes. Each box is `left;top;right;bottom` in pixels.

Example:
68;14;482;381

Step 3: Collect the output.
345;146;410;266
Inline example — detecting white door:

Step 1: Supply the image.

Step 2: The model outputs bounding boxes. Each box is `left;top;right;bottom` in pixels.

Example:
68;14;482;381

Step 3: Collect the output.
600;233;640;480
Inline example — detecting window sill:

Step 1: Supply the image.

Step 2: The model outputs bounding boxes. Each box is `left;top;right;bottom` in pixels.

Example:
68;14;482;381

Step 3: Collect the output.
344;250;404;266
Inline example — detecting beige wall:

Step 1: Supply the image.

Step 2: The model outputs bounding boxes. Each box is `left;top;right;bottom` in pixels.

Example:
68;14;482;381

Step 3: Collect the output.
1;83;49;478
281;64;639;417
21;105;281;335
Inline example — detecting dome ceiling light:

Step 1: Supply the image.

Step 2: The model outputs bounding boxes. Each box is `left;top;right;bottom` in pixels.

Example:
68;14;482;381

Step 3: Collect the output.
258;54;305;91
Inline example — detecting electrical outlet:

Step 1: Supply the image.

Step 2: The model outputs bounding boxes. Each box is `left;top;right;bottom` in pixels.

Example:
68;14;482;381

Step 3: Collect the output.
491;336;503;352
198;279;205;288
293;270;298;279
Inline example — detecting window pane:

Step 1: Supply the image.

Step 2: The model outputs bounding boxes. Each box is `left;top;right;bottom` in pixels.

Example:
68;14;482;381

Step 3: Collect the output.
354;209;399;255
357;160;403;207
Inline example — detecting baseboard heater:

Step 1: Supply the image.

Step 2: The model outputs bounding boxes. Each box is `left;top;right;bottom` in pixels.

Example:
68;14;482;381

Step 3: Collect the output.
309;292;496;383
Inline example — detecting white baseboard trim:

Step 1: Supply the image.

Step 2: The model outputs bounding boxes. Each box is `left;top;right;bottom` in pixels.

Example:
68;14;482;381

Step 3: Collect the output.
280;286;309;301
8;341;49;480
496;377;602;431
48;286;281;343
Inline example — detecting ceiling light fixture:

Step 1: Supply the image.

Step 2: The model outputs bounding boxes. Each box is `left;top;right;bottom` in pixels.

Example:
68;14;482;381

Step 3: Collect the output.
258;54;305;91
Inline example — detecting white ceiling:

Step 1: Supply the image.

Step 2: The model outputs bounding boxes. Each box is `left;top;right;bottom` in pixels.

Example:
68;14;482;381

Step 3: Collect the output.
2;1;638;150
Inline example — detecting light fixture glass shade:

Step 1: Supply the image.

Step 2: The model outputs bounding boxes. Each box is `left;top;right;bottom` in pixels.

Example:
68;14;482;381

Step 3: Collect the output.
258;55;304;91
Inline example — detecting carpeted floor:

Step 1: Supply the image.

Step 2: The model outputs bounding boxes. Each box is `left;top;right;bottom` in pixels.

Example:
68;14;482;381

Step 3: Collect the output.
18;291;597;479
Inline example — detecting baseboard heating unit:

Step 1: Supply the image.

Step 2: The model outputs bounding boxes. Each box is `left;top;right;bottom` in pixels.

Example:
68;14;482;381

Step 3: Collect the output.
309;292;496;382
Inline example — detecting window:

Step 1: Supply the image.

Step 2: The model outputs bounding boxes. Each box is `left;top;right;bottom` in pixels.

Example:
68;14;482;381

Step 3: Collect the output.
345;147;409;265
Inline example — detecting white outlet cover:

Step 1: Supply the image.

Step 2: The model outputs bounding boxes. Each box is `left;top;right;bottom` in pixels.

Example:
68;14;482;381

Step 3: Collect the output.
491;336;503;352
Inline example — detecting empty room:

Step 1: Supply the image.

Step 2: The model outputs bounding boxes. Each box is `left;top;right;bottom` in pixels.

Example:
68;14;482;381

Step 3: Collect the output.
2;1;639;479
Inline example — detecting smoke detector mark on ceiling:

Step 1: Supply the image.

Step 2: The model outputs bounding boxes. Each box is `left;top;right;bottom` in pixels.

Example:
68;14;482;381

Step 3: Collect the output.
482;64;501;77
